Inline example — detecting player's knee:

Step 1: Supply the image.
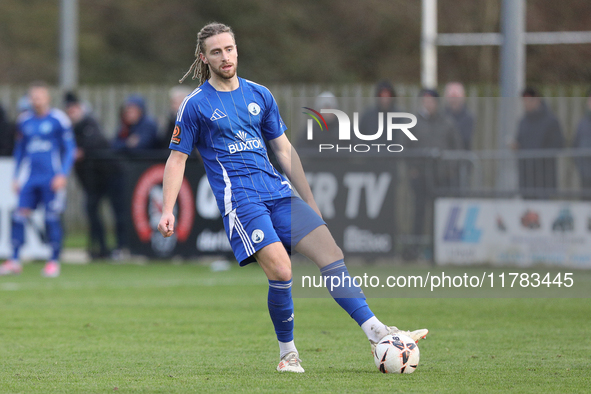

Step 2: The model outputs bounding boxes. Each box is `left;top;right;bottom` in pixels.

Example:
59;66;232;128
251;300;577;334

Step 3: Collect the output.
45;210;61;222
273;262;292;282
326;242;344;262
13;209;31;221
276;268;292;282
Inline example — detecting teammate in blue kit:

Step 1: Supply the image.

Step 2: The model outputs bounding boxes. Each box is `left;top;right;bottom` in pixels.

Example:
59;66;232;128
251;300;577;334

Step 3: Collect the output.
157;22;428;373
0;82;76;278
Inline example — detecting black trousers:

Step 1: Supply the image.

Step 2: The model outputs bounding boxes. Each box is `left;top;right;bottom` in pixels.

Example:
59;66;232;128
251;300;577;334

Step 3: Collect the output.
82;170;128;256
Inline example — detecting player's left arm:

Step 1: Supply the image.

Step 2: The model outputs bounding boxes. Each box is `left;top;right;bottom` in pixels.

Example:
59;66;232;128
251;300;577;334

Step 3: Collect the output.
269;134;322;218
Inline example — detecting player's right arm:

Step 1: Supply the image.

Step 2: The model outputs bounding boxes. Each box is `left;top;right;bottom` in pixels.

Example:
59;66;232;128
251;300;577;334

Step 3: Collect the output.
158;150;188;238
12;122;26;193
159;91;200;237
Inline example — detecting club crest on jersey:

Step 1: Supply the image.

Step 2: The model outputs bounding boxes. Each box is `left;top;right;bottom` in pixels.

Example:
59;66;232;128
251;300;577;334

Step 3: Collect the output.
227;131;263;154
248;102;261;116
40;121;52;134
210;108;227;121
251;229;264;243
171;125;181;145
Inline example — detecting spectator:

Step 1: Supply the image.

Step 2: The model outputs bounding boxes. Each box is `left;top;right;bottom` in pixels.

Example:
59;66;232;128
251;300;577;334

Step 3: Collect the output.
0;97;29;157
113;94;159;151
572;89;591;194
444;82;475;189
444;82;474;150
513;87;565;199
358;81;401;250
0;104;14;156
64;92;129;259
409;89;462;239
296;91;340;150
16;95;32;114
359;80;399;140
161;86;193;149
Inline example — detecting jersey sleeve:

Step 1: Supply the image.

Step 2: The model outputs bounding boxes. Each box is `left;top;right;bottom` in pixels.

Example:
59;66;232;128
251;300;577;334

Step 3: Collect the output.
169;99;199;155
260;90;287;141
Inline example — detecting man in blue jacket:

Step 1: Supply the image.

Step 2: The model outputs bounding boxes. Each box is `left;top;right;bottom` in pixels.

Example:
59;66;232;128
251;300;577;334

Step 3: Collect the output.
113;94;159;151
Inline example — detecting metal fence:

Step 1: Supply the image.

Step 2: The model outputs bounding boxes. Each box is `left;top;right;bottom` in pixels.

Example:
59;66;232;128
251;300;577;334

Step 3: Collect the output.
386;148;591;259
1;83;589;144
2;84;590;257
51;147;591;260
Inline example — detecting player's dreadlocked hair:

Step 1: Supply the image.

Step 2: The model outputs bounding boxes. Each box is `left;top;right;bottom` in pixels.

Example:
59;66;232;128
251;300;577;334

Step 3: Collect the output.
179;22;235;85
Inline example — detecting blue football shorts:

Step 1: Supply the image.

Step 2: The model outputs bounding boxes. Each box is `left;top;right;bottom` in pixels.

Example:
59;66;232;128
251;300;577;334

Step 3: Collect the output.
222;196;326;266
18;179;66;215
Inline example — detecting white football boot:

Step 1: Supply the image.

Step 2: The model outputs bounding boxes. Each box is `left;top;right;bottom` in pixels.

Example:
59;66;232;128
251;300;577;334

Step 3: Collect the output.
276;352;305;373
0;260;22;276
41;260;61;278
370;326;429;355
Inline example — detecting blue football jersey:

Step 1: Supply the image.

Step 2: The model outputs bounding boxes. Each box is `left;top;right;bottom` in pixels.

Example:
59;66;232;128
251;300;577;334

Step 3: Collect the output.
14;108;76;184
170;78;292;216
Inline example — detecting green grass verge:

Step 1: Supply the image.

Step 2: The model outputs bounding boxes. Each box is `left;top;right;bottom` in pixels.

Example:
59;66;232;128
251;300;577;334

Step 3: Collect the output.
62;232;88;249
63;232;117;250
0;263;589;393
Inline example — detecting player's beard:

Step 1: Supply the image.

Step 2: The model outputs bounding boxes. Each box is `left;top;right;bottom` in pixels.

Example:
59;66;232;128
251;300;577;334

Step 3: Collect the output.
211;62;237;80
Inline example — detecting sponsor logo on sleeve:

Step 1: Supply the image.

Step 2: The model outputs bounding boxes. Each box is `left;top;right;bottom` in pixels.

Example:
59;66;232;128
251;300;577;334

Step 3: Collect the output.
171;125;181;145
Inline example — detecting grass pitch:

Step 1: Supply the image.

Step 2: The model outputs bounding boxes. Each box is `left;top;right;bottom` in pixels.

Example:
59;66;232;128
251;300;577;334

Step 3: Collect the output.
0;262;589;393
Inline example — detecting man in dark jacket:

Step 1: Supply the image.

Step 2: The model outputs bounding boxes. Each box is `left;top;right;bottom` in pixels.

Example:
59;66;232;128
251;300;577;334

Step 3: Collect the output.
357;81;401;250
409;89;462;238
113;94;159;151
65;92;128;259
514;88;564;199
444;82;474;150
444;82;475;189
572;89;591;194
359;80;399;140
0;105;14;156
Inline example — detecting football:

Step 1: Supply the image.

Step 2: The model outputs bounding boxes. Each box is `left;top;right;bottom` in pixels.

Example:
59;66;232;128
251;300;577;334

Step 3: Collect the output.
373;333;420;374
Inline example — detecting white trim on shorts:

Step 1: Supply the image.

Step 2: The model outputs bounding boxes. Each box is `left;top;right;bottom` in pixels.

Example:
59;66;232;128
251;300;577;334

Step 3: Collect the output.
234;215;256;256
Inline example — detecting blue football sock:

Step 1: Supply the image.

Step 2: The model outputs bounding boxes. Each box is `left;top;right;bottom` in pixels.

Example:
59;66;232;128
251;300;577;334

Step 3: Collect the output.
11;211;25;261
320;259;375;326
268;279;294;343
45;213;62;261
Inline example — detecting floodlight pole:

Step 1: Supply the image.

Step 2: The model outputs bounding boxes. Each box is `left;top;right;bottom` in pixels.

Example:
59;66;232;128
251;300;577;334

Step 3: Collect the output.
495;0;525;191
421;0;438;88
421;0;591;190
498;0;526;155
499;0;526;99
59;0;78;90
